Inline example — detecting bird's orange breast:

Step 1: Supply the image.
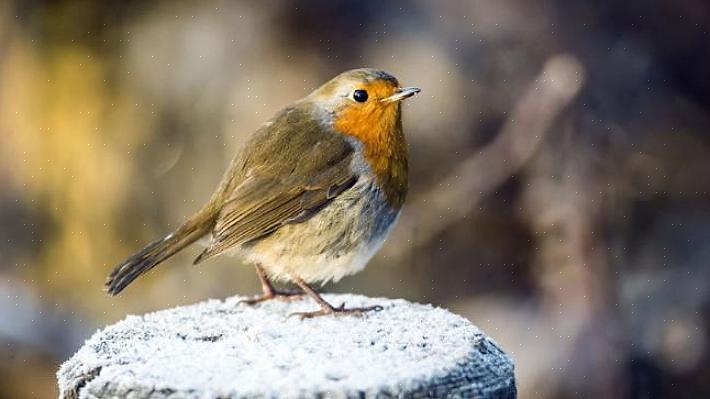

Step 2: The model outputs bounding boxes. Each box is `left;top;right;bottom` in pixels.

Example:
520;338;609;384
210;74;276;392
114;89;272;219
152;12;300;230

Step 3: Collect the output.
333;87;408;209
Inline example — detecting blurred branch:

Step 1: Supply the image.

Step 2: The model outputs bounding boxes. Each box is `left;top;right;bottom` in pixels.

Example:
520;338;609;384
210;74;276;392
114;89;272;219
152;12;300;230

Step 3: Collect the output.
385;54;586;257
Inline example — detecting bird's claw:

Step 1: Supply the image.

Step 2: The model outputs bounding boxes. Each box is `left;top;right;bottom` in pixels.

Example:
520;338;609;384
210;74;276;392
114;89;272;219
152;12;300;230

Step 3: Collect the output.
239;290;305;305
289;303;384;319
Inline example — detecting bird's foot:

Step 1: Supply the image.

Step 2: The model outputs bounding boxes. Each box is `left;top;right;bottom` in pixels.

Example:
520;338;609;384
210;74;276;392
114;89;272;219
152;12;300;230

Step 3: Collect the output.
289;303;383;319
239;290;305;305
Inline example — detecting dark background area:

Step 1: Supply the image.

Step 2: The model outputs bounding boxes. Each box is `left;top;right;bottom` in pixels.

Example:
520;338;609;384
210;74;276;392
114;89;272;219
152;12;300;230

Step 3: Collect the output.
1;1;709;397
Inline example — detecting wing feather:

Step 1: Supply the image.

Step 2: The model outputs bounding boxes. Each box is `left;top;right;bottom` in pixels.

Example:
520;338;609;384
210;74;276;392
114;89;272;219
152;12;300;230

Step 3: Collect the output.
194;105;358;263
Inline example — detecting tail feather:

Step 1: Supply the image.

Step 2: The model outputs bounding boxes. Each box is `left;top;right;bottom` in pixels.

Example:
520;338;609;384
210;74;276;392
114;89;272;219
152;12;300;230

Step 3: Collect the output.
105;215;212;295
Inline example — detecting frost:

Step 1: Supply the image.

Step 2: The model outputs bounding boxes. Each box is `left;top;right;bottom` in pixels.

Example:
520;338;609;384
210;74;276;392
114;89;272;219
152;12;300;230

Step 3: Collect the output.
58;294;515;398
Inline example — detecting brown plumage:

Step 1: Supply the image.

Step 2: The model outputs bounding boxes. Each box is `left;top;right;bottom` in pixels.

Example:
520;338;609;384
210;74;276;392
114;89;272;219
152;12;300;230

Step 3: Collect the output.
105;68;420;317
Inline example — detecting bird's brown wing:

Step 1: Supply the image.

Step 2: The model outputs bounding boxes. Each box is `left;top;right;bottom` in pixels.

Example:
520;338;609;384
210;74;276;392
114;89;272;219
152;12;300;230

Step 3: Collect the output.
193;105;358;264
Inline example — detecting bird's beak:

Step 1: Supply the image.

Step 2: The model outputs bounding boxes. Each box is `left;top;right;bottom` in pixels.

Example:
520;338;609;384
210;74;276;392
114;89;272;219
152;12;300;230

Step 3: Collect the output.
380;86;421;103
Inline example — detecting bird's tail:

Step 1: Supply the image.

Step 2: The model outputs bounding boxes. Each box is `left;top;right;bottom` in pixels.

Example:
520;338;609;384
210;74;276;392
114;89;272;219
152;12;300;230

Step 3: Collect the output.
105;209;215;295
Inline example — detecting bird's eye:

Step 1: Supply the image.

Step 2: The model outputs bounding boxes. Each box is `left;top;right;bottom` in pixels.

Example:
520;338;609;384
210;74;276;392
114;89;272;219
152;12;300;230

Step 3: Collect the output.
353;89;368;102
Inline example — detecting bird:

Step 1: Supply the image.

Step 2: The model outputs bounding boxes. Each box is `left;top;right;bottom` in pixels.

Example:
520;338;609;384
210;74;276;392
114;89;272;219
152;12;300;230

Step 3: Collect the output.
105;68;420;318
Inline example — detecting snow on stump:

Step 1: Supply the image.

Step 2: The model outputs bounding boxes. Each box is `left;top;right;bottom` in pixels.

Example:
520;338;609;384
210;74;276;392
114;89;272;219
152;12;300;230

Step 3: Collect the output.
58;294;516;398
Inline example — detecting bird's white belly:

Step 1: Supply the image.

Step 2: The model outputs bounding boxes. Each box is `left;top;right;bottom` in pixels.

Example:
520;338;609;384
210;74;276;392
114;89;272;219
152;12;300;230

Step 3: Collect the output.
237;178;399;284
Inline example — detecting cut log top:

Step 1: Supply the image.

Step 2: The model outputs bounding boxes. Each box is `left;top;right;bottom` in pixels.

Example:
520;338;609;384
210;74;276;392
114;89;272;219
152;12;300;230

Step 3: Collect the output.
58;294;516;398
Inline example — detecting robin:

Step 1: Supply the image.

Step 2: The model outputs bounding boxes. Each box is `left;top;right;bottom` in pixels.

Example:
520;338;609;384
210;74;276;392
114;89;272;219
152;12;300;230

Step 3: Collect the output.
105;68;420;318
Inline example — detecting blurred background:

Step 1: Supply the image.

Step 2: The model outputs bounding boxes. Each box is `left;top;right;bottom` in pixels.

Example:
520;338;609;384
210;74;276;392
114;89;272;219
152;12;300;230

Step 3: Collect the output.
1;0;709;397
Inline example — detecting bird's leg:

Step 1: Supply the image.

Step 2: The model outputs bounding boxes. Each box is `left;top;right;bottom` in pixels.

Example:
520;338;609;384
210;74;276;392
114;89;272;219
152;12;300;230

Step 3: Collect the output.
239;264;304;305
288;274;382;319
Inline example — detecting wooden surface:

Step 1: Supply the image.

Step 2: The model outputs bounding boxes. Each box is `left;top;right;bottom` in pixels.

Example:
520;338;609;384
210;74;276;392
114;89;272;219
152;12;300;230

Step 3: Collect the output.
58;294;516;398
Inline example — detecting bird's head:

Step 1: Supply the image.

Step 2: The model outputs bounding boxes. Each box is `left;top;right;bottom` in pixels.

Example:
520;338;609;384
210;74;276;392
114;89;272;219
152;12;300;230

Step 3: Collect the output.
307;68;420;144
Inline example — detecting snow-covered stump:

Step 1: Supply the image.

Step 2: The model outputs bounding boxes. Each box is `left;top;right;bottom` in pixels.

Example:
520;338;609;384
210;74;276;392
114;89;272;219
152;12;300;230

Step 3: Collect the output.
58;294;516;398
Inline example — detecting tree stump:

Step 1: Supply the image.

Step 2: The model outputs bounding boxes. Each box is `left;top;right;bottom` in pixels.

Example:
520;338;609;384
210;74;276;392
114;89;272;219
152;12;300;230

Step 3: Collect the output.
58;294;516;398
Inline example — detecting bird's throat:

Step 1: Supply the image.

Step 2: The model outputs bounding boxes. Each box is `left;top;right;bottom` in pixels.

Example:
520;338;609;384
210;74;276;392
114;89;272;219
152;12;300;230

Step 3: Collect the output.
334;104;408;209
